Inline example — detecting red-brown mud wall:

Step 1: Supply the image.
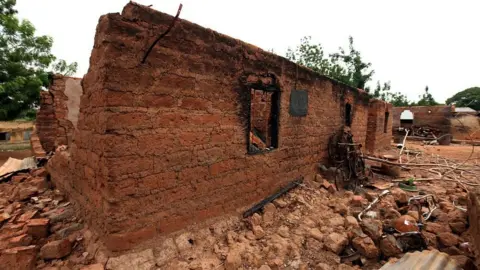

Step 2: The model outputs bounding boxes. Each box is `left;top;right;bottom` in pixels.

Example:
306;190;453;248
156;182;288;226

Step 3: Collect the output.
366;100;393;153
48;3;388;251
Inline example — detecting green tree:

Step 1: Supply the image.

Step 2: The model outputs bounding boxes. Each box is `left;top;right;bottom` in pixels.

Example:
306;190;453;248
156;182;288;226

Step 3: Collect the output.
286;36;411;106
0;0;77;120
414;86;439;106
446;87;480;111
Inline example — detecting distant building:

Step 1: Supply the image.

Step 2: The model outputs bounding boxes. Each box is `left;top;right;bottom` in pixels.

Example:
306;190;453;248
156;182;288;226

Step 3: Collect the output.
0;121;34;143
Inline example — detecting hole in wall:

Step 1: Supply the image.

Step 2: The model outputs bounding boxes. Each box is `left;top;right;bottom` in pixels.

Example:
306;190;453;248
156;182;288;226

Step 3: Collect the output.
248;87;280;154
345;103;352;127
384;111;390;133
0;132;9;141
188;238;194;245
400;110;414;128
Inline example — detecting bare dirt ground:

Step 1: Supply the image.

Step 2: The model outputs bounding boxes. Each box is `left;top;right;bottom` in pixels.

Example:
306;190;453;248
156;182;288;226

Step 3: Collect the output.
0;149;33;166
408;141;480;161
0;142;477;270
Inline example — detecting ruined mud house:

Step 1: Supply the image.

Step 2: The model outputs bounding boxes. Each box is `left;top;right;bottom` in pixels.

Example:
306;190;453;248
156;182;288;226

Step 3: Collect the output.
39;3;393;251
393;105;480;142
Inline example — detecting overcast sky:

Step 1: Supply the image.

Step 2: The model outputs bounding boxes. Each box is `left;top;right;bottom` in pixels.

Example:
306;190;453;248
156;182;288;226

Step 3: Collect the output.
16;0;480;103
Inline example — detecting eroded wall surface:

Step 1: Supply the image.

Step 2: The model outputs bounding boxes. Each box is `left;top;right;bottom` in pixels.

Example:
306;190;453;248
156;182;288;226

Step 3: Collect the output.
48;3;390;251
36;75;83;152
450;114;480;140
366;100;392;153
392;106;452;134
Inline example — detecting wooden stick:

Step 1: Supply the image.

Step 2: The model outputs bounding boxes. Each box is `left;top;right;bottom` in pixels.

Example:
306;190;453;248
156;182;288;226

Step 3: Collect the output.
399;130;410;164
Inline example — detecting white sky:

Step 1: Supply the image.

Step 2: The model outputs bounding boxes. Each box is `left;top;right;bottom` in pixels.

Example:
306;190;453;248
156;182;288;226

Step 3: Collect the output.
16;0;480;103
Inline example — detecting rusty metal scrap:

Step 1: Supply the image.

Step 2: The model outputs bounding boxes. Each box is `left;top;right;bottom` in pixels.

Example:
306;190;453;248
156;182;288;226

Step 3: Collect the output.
0;157;37;180
358;190;390;221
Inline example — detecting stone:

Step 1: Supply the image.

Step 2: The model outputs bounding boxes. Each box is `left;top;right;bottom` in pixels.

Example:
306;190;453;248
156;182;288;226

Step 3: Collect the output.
40;239;72;259
30;177;49;191
431;209;449;222
80;264;104;270
11;174;28;183
155;238;177;267
258;265;272;270
440;246;462;256
32;168;48;177
449;222;467;235
309;228;323;241
345;216;359;228
252;225;265;239
16;210;38;223
45;207;75;223
379;235;402;257
338;264;355;270
333;203;348;215
437;232;459;247
225;249;242;270
9;234;33;247
302;217;316;228
316;263;332;270
277;225;289;238
406;211;419;221
245;231;256;240
306;238;323;252
250;213;262;226
391;188;408;204
451;255;476;270
352;236;379;258
262;203;276;226
56;223;84;238
174;232;195;254
17;186;38;201
324;232;348;254
385;209;402;220
0;212;11;223
273;198;288;208
26;218;49;238
425;222;451;233
226;231;237;246
361;219;383;241
0;245;37;270
106;249;155;270
422;231;438;247
351;195;364;206
329;216;345;227
321;179;332;190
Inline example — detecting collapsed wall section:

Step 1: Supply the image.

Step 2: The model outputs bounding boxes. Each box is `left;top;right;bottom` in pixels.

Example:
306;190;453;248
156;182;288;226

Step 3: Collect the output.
36;75;83;152
392;105;452;134
48;3;389;251
366;100;392;153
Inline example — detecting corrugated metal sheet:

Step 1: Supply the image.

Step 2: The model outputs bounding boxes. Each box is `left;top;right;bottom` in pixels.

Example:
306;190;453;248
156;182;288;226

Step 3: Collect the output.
380;250;459;270
0;157;36;180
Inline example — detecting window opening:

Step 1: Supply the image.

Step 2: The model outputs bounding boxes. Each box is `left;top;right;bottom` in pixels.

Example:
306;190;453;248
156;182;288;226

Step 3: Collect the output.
400;110;414;128
345;103;352;127
0;132;8;141
248;88;280;154
384;112;390;133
